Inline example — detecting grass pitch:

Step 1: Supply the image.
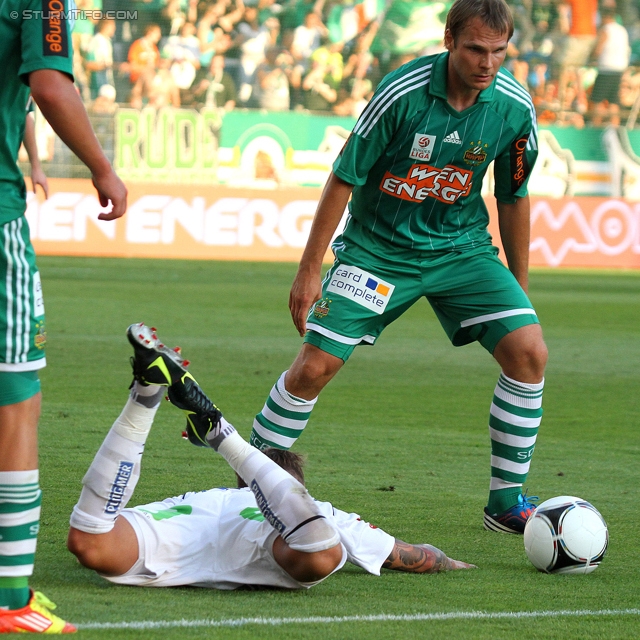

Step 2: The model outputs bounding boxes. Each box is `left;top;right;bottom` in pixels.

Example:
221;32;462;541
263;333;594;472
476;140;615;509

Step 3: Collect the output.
34;257;640;639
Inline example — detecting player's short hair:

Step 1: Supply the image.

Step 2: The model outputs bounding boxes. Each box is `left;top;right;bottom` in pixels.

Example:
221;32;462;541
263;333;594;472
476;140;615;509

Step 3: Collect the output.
264;448;306;484
445;0;514;43
236;448;306;488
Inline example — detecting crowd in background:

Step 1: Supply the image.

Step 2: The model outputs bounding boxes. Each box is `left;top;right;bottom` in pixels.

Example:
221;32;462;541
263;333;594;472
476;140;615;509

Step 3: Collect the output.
71;0;640;127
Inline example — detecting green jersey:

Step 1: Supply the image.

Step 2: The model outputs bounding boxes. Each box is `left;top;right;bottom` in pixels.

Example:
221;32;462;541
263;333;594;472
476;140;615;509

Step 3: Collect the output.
0;0;74;224
333;51;538;253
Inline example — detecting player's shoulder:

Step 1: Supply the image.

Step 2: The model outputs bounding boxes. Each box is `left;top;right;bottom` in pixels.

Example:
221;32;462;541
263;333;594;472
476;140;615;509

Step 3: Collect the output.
492;67;536;124
376;54;437;95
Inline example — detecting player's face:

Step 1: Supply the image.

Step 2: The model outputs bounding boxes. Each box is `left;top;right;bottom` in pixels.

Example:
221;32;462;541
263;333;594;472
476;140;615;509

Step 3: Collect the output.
445;17;509;93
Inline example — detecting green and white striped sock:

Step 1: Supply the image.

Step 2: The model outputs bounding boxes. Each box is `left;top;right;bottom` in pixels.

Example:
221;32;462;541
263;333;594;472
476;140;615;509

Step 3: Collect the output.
250;372;317;450
0;470;41;610
487;373;544;514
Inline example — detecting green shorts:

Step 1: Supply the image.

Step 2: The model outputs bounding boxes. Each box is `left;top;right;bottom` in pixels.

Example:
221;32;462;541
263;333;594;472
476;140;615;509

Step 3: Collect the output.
0;370;41;406
305;226;538;361
0;217;46;372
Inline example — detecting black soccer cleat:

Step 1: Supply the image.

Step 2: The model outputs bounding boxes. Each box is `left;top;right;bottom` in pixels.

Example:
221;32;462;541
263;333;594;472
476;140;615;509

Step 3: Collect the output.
168;373;226;448
127;323;189;387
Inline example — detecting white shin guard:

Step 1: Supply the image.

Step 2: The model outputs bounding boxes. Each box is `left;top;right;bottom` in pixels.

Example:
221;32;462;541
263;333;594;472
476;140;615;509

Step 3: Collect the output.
69;386;162;534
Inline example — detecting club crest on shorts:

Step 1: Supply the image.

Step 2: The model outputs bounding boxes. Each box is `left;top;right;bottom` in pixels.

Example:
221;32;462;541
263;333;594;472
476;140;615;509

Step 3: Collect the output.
313;298;332;319
409;133;436;161
34;321;46;350
326;265;394;314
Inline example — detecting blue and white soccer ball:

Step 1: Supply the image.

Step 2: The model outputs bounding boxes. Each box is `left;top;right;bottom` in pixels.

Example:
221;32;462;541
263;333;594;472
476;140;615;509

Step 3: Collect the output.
523;496;608;574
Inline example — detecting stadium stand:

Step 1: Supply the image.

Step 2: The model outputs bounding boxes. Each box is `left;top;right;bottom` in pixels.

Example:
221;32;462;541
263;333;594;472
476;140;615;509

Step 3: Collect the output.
23;0;640;179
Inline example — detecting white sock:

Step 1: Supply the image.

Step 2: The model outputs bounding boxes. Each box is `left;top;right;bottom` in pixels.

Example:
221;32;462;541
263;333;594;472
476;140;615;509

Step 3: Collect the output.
69;385;163;534
217;425;339;553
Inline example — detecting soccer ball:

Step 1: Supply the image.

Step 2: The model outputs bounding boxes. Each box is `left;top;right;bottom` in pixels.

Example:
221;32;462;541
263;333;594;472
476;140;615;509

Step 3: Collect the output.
523;496;608;574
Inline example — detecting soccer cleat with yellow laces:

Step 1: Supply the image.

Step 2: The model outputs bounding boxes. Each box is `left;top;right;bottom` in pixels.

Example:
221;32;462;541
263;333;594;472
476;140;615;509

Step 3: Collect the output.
0;591;76;634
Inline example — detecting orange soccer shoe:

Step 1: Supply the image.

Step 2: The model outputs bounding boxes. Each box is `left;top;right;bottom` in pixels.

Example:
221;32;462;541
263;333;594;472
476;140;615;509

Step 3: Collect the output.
0;591;76;634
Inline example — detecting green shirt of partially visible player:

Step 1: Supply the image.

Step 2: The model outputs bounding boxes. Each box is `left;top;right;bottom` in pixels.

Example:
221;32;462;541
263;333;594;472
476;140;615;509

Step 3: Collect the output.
250;0;549;542
0;0;126;633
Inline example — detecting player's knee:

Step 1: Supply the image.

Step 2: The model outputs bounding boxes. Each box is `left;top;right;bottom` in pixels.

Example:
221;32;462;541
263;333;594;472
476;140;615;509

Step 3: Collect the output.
521;337;548;378
495;327;548;381
287;346;342;397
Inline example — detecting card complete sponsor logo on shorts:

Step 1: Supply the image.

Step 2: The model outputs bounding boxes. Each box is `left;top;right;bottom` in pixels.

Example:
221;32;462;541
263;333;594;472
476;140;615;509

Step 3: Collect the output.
326;265;395;314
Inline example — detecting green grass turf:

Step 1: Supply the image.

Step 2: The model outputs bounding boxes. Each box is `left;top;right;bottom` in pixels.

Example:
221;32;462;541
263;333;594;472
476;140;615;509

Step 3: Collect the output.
31;257;639;639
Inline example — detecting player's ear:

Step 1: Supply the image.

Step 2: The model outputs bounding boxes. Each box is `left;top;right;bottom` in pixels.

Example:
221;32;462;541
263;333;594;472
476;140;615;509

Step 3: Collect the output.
444;29;455;52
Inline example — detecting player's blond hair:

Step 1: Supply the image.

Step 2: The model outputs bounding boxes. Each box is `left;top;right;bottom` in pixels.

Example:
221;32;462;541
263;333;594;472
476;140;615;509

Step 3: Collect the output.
445;0;514;43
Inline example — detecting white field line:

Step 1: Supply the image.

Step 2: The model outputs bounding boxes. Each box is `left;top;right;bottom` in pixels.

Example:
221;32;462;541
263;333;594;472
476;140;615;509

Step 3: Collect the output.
77;608;640;630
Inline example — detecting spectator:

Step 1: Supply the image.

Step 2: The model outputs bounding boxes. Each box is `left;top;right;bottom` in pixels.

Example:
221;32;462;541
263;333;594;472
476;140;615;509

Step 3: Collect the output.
159;0;198;36
163;22;202;98
165;21;201;63
130;51;181;108
127;23;162;86
192;53;238;110
302;57;338;111
235;5;280;105
557;0;598;113
521;19;555;101
291;11;327;68
198;2;233;68
255;47;293;111
85;19;116;99
590;8;631;127
90;84;118;115
332;77;373;118
72;0;101;100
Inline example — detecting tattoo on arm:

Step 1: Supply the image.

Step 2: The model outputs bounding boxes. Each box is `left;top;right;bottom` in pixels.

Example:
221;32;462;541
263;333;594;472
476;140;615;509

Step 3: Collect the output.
382;539;451;573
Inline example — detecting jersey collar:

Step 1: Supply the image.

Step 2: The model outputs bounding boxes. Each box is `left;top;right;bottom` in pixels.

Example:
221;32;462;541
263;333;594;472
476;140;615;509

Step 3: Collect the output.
428;51;497;106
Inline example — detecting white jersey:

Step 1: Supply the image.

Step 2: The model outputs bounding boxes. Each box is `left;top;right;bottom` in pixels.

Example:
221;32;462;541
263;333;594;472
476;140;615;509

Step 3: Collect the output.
105;487;395;590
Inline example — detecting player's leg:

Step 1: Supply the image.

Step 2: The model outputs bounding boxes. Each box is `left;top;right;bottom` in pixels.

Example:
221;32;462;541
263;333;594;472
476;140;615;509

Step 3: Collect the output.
427;247;546;534
484;324;547;532
0;391;40;611
250;238;420;451
67;324;188;575
0;217;75;633
168;376;343;578
250;345;342;451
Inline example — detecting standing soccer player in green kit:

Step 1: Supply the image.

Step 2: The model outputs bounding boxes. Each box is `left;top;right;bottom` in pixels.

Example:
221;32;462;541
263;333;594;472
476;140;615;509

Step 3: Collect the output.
0;0;126;632
249;0;547;535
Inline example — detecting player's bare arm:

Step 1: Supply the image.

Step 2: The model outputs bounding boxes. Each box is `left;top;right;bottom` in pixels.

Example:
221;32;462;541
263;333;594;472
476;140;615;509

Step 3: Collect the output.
497;196;531;293
382;540;477;573
290;172;353;336
23;113;49;199
28;69;127;221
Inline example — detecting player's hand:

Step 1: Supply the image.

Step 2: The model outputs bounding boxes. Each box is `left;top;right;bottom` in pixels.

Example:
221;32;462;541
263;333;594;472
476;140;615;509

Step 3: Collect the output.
30;167;49;199
92;169;128;220
445;558;478;570
289;268;322;337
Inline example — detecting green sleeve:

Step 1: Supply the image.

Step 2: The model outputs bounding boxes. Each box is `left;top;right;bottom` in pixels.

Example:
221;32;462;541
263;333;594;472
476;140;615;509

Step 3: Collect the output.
18;0;74;83
332;81;405;186
493;123;539;204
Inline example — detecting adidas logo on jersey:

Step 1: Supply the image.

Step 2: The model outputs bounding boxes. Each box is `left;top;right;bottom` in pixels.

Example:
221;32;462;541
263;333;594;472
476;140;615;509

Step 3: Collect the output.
444;131;462;144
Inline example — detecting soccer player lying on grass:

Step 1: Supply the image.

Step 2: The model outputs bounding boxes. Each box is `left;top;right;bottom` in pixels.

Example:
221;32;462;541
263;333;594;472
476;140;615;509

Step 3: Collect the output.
67;324;475;590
